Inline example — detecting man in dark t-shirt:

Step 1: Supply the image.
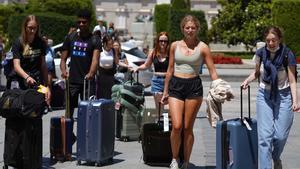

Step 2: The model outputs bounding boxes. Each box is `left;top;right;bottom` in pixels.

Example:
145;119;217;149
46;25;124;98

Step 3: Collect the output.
60;9;101;135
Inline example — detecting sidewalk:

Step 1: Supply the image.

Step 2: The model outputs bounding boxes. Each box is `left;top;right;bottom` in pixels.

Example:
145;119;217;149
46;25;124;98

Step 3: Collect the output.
1;62;300;169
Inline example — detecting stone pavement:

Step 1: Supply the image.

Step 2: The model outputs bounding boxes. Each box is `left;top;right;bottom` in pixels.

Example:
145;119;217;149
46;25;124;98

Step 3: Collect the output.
1;61;300;169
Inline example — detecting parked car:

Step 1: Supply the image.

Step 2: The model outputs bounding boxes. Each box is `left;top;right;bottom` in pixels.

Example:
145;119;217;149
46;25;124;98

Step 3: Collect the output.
52;41;153;87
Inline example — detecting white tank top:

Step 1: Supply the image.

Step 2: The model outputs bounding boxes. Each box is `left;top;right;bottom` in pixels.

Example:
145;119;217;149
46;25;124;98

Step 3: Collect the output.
99;49;114;69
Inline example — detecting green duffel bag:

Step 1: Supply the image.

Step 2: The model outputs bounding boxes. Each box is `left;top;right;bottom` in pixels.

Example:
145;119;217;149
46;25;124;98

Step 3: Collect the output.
119;88;144;106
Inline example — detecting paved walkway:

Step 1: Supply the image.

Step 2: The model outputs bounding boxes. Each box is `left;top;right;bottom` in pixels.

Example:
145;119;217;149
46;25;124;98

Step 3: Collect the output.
1;61;300;169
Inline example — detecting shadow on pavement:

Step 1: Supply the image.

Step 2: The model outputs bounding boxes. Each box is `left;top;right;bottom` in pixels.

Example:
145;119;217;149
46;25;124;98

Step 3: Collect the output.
189;163;216;169
42;157;55;169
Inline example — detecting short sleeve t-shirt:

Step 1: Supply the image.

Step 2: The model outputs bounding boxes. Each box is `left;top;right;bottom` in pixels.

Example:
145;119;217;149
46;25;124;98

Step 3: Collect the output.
12;37;46;81
62;32;102;84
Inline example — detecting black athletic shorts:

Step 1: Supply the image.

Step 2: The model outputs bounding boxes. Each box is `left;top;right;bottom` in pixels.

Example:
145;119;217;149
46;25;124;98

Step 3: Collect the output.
168;75;203;101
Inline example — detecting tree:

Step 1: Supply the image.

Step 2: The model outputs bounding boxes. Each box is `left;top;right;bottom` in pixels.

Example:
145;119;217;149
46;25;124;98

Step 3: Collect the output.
171;0;190;10
209;0;272;51
0;3;25;48
2;0;95;46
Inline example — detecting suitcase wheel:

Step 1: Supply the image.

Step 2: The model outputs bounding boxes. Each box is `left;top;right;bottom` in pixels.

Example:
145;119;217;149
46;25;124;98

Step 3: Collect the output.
121;136;129;142
95;162;101;167
143;155;147;163
77;160;81;165
108;157;113;164
65;154;72;161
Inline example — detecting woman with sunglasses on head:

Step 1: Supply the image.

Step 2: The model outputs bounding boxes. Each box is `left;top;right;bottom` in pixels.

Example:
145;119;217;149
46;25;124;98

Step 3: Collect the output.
11;15;51;103
161;15;218;169
4;14;51;169
134;31;170;112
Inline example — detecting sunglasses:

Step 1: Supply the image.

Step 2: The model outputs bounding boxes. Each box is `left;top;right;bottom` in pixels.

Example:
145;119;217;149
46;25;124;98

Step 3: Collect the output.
77;20;87;24
159;40;168;43
27;26;37;30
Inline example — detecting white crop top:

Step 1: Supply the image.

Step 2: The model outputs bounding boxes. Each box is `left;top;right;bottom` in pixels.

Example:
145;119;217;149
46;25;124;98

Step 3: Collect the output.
99;49;114;69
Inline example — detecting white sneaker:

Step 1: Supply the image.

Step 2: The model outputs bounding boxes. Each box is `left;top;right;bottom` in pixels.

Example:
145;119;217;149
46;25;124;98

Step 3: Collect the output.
170;159;179;169
274;160;282;169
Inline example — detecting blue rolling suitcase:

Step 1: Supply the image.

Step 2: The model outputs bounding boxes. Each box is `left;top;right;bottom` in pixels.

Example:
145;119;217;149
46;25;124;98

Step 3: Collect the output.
77;80;115;166
216;86;258;169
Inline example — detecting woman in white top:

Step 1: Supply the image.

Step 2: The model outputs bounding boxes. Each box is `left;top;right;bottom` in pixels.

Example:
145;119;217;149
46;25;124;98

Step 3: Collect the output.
97;35;129;99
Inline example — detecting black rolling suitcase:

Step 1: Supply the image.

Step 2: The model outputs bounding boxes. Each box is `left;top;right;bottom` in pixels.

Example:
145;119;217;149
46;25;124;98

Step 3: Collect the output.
50;78;73;161
3;118;42;169
141;103;183;166
50;79;65;110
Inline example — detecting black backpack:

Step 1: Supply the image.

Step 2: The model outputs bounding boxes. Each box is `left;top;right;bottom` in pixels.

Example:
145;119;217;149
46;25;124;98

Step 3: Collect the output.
0;89;46;118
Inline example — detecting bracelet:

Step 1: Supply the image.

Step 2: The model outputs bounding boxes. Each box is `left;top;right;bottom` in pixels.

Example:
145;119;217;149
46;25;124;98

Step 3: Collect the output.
25;75;30;80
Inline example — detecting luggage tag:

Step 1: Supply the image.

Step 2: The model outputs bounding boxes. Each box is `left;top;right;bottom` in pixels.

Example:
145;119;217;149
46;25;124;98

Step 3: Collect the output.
115;102;121;110
163;112;169;132
11;80;19;89
37;84;48;94
242;118;252;130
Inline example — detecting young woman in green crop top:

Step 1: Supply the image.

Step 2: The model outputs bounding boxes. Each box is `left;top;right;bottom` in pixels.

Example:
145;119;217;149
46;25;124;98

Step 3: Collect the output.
161;15;218;169
134;32;170;112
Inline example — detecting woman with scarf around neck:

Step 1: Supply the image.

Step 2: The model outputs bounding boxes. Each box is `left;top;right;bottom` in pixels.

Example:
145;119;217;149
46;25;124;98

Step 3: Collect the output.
241;26;300;169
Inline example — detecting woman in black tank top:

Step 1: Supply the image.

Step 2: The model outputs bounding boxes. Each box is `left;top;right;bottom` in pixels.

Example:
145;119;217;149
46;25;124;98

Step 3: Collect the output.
134;31;170;112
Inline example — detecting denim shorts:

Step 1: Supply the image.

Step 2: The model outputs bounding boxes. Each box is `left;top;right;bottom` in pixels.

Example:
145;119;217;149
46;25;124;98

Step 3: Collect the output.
168;75;203;101
151;76;165;93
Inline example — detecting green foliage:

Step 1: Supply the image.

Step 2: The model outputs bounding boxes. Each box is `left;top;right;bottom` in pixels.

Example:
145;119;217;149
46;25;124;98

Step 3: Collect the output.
26;0;96;25
0;3;26;47
168;10;208;43
171;0;191;10
209;0;272;51
8;13;76;45
154;4;171;34
5;0;96;47
26;0;94;16
272;0;300;56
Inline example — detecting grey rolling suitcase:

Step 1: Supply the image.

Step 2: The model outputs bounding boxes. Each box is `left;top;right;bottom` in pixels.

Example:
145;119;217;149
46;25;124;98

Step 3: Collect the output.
114;72;144;141
116;107;143;141
76;80;115;166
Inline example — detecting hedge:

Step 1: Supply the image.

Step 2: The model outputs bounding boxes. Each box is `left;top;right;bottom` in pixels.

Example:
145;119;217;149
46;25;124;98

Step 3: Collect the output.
168;10;208;43
272;0;300;56
154;4;171;34
8;13;77;46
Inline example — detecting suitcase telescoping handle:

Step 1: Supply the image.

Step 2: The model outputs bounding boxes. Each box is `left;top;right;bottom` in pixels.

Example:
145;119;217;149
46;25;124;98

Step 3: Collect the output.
130;71;139;84
83;78;91;101
157;102;161;122
240;85;251;119
65;78;71;118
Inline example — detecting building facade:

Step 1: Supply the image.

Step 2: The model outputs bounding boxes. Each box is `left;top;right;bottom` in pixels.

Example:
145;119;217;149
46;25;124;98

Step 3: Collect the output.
94;0;220;47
